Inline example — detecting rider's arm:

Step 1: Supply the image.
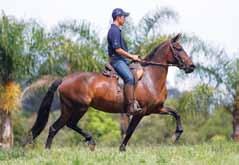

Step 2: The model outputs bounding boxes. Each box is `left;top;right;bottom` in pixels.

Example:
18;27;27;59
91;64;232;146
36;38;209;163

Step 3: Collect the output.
115;48;136;60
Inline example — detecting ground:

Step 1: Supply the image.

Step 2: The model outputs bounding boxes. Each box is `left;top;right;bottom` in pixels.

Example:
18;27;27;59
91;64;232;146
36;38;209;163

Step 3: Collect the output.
0;142;239;165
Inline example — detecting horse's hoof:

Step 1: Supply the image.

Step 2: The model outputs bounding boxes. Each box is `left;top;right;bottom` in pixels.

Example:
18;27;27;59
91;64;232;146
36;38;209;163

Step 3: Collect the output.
45;144;51;150
172;130;183;143
172;134;177;142
87;140;96;151
45;146;51;150
88;143;96;151
119;144;126;152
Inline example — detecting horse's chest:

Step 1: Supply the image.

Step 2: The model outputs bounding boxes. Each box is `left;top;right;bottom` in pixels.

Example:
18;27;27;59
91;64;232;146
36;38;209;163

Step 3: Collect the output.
142;85;167;108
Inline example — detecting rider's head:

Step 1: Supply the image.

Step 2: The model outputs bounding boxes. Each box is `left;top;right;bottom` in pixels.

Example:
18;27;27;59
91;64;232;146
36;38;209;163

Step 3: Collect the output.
112;8;129;26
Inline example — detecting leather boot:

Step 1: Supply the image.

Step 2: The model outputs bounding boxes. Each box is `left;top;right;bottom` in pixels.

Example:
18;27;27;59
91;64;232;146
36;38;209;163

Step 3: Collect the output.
124;83;142;115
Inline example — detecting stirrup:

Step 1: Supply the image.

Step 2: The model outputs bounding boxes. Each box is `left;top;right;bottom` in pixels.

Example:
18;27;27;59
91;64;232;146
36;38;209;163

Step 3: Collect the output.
126;100;142;116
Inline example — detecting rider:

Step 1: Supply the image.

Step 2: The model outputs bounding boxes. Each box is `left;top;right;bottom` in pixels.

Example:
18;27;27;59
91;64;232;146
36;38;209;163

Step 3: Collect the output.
107;8;142;115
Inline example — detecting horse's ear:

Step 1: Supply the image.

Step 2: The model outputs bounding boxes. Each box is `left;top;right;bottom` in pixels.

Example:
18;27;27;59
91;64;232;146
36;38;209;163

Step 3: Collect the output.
171;33;182;43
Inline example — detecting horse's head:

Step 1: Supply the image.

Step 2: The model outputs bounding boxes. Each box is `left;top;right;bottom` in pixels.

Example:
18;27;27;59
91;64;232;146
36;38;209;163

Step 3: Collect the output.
166;33;195;73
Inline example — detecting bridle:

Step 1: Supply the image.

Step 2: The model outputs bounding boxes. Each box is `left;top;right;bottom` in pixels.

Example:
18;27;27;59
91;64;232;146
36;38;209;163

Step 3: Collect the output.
168;41;187;69
140;41;186;68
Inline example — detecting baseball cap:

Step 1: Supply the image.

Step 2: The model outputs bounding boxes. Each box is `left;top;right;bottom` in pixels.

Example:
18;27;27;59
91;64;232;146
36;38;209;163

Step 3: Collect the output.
112;8;130;19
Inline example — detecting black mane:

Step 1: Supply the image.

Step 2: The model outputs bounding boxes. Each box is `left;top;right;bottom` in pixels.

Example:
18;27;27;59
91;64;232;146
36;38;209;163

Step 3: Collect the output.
144;41;168;61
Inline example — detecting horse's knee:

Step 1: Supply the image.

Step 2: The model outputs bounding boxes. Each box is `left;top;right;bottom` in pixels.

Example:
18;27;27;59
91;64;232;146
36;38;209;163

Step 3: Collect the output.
48;126;58;137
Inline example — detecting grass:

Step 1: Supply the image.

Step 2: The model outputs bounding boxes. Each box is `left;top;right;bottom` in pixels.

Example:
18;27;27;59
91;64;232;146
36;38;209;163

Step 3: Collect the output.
0;142;239;165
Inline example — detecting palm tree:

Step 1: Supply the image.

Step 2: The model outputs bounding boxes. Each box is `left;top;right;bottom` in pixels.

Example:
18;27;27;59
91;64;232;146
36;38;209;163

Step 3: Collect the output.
39;20;105;76
179;34;239;141
0;13;44;149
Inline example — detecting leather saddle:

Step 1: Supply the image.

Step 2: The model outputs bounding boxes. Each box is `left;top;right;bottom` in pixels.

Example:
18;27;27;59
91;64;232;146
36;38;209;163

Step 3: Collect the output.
102;62;144;92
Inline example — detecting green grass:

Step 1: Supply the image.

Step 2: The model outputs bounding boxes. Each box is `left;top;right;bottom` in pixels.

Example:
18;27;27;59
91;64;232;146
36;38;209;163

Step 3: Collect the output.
0;142;239;165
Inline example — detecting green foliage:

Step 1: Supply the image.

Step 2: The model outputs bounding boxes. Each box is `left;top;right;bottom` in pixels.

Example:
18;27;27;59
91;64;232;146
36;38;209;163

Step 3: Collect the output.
39;20;105;76
133;115;174;144
82;108;120;145
0;13;44;83
176;84;215;120
12;111;28;146
224;59;239;96
199;107;232;141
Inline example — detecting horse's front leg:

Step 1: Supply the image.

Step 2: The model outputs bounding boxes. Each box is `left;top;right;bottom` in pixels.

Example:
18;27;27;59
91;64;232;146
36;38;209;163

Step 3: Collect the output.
119;115;143;152
153;106;183;143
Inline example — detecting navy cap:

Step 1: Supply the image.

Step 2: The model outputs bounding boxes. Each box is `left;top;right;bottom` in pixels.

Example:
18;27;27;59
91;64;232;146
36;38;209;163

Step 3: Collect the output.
112;8;130;19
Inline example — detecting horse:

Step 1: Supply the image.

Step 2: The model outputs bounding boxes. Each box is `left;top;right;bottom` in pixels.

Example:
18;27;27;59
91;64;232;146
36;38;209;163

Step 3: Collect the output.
24;33;195;151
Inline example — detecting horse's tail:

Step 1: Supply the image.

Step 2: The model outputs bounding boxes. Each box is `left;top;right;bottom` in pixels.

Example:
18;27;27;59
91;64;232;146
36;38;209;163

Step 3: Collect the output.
30;79;63;140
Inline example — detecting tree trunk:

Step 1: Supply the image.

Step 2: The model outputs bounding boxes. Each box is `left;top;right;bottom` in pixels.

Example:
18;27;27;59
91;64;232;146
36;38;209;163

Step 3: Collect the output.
0;110;13;149
232;89;239;141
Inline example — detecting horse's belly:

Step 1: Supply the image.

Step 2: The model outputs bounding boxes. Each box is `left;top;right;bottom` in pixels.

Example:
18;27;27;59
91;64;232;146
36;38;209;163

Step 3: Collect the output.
91;98;124;113
90;84;125;113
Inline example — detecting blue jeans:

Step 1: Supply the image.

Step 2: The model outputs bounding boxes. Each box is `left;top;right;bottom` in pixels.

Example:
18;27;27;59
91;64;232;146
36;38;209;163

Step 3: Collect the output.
111;60;135;85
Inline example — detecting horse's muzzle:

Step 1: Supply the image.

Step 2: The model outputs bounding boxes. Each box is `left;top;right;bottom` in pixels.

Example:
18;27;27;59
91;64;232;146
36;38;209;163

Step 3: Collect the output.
184;64;195;73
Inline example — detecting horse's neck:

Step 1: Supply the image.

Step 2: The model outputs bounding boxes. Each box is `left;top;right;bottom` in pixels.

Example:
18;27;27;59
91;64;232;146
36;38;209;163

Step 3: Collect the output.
143;49;169;90
143;65;168;91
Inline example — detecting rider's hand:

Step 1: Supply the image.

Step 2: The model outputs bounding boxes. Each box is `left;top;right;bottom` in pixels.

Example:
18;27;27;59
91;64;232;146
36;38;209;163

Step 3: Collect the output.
130;55;142;62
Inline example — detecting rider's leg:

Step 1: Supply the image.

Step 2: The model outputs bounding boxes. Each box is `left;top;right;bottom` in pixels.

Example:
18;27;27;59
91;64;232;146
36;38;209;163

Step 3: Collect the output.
112;60;142;115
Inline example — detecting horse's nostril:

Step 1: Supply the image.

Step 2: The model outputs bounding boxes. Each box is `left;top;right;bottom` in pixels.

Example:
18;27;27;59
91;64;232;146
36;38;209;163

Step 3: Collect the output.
190;64;195;69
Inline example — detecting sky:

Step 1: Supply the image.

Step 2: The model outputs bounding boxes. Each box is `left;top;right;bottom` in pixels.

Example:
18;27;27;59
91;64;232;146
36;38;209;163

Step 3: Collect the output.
1;0;238;89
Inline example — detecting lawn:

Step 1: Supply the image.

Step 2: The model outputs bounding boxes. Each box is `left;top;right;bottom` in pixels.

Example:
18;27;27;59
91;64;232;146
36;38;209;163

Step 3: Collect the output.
0;142;239;165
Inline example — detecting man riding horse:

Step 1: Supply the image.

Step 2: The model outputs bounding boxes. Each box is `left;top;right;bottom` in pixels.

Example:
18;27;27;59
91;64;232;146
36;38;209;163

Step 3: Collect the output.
107;8;142;115
24;8;195;151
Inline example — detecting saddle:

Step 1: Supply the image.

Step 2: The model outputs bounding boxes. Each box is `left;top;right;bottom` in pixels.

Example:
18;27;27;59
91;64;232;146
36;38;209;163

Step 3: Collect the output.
102;62;144;92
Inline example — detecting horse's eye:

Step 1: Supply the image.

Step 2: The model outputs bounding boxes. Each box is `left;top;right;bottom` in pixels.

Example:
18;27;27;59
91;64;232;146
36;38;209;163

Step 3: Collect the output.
173;45;183;51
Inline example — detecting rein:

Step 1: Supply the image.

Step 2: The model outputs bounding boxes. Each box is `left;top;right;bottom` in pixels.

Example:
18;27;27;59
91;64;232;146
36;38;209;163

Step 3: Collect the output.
139;60;179;67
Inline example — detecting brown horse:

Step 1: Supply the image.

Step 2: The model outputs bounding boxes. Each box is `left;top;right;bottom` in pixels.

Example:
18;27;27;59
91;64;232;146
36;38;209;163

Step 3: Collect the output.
24;33;195;151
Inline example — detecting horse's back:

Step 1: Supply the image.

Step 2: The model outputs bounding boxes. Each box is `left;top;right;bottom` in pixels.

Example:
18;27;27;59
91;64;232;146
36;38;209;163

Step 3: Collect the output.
58;72;123;110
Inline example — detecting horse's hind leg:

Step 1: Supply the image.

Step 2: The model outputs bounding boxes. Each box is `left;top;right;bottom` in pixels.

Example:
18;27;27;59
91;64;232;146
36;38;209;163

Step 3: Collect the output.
45;101;72;149
154;106;183;143
66;107;96;151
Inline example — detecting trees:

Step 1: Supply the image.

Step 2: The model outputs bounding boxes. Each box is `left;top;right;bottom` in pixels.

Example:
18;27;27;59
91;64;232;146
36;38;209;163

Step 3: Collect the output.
0;13;44;148
120;7;178;55
21;20;106;113
40;20;105;76
180;34;239;140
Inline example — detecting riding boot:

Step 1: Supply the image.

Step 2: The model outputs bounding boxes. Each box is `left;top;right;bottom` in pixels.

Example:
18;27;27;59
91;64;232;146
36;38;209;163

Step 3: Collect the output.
124;83;142;115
